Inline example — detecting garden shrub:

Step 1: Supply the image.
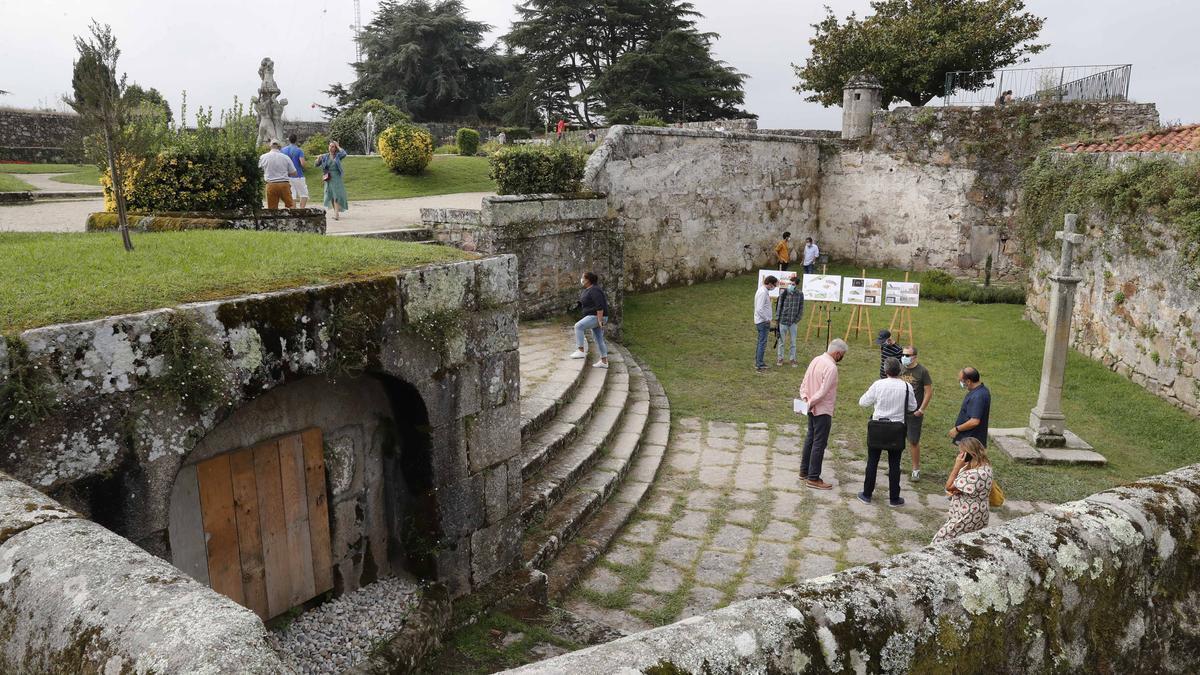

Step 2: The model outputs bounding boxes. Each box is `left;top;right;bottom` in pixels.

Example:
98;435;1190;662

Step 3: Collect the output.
919;269;1025;304
433;144;459;155
329;99;409;153
303;132;330;159
500;127;532;141
379;122;434;175
489;144;586;195
456;128;481;156
635;116;668;127
478;140;504;156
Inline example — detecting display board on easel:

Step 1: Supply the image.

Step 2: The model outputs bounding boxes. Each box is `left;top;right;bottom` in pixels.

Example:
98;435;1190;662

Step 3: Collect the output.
886;274;920;345
803;269;841;341
842;270;882;341
757;269;800;298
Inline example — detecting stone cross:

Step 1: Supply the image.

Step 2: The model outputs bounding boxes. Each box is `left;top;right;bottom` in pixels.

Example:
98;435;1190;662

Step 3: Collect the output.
1029;213;1086;446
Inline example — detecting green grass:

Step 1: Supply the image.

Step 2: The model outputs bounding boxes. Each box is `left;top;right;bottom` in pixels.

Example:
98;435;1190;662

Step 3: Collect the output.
622;269;1200;504
303;154;494;201
51;165;100;185
0;173;35;192
0;231;473;334
0;163;90;174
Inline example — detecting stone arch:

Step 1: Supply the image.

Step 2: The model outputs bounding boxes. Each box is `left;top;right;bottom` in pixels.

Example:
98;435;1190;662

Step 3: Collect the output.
166;372;440;618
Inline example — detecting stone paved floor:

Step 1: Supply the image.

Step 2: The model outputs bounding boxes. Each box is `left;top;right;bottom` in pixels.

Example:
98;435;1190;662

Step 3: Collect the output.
564;417;1056;633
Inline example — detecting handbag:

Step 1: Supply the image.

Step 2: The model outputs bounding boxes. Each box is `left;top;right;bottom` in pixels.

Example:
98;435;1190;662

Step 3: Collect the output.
865;383;913;452
989;480;1005;507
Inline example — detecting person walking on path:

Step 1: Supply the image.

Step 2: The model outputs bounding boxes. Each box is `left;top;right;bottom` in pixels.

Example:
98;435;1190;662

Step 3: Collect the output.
898;345;933;481
802;237;820;274
774;231;792;271
949;367;991;447
798;339;848;490
754;275;778;373
556;119;567;141
316;141;349;220
857;357;917;507
875;329;903;379
567;271;610;369
280;133;309;208
931;437;994;543
775;273;803;367
258;139;297;209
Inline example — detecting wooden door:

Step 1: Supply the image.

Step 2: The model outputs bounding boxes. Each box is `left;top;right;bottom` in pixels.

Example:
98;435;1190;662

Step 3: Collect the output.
193;428;333;620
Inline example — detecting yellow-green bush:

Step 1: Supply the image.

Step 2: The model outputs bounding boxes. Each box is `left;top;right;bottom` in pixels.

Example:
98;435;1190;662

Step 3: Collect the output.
303;133;330;159
379;123;434;175
103;150;261;212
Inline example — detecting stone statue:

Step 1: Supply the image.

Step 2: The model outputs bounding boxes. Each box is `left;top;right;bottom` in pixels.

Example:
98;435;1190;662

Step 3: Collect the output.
251;57;288;146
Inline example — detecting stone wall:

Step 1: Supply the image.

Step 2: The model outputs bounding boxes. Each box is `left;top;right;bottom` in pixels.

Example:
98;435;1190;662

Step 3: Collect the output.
87;208;327;234
0;471;283;672
282;119;331;143
0;257;523;600
512;462;1200;673
585;125;826;291
0;108;82;163
423;195;624;331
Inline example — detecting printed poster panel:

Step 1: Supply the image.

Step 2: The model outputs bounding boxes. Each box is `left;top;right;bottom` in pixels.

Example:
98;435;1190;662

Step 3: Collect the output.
801;274;842;302
885;281;921;307
841;277;884;306
758;269;801;298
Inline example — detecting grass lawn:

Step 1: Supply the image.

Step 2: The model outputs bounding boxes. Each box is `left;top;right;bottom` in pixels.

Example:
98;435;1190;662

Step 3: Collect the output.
0;173;35;192
0;163;91;174
51;165;100;186
622;268;1200;504
0;231;473;334
302;154;494;201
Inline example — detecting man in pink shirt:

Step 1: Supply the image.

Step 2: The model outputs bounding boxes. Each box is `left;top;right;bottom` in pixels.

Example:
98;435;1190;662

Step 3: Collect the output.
798;339;848;489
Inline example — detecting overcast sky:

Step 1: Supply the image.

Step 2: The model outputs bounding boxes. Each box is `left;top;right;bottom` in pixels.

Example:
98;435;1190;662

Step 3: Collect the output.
3;1;1197;129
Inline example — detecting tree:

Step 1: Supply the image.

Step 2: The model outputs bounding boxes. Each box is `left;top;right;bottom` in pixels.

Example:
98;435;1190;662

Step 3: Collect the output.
337;0;502;121
123;83;173;124
503;0;746;126
794;0;1047;109
66;22;139;252
329;99;410;154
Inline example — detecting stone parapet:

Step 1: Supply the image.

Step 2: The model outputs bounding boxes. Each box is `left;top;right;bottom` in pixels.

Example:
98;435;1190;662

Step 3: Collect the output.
508;462;1200;673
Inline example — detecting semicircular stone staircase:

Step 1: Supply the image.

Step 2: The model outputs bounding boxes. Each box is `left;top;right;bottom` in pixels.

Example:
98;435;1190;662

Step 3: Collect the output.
516;322;670;599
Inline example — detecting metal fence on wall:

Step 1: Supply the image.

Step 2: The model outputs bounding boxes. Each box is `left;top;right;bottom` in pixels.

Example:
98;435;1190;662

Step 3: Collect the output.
943;65;1132;106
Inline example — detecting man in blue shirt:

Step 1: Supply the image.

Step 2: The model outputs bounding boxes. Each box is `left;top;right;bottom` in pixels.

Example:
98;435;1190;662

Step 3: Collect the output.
280;134;308;208
949;367;990;447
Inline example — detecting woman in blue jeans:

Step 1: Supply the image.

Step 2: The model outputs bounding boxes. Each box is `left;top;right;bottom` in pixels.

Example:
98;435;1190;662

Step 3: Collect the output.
568;271;609;369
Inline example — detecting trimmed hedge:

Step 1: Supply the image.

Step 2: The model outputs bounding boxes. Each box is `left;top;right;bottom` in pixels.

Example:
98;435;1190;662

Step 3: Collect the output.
456;128;481;156
101;149;263;213
919;270;1026;305
379;123;434;175
500;127;532;141
635;116;668;127
489;145;586;195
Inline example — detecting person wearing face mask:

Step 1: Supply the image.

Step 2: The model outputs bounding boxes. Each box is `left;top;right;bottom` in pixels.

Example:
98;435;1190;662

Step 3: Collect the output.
797;339;848;490
568;271;609;369
898;345;933;481
949;367;990;447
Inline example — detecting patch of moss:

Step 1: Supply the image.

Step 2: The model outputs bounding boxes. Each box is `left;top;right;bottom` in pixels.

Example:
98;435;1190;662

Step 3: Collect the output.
145;313;230;413
0;336;58;435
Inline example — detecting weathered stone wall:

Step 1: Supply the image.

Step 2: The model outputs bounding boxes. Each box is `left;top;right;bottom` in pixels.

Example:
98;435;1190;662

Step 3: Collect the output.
424;195;624;332
87;208;327;234
1027;206;1200;416
818;102;1160;277
0;108;83;163
0;471;283;672
585;125;826;291
282;119;330;143
0;257;523;599
511;462;1200;673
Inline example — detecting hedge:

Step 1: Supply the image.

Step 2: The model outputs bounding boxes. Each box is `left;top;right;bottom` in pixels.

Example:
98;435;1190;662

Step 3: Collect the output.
101;149;262;213
919;270;1026;304
489;145;586;195
379;123;434;175
456;128;481;156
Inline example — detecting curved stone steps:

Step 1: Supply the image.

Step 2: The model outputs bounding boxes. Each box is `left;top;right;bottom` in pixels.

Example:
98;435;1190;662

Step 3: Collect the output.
521;346;652;573
540;360;670;599
518;325;590;440
521;354;610;481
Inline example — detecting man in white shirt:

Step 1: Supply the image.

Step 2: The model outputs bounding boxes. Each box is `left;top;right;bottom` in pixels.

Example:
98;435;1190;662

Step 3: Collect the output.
802;237;820;274
257;139;298;209
754;275;778;373
857;356;917;506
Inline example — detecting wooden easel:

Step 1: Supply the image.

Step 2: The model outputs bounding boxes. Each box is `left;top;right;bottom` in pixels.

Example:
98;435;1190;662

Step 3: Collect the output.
804;264;834;341
888;271;916;347
844;268;874;342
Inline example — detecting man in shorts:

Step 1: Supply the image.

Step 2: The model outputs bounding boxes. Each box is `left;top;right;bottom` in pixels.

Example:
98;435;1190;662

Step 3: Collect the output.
898;345;933;481
281;133;308;208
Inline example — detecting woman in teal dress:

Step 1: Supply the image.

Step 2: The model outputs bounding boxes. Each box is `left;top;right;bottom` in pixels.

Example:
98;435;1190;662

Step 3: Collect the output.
316;141;349;220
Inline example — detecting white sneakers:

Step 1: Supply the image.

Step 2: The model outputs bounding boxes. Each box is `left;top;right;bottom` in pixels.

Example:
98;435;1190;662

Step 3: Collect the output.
593;360;608;369
911;469;920;481
568;349;587;359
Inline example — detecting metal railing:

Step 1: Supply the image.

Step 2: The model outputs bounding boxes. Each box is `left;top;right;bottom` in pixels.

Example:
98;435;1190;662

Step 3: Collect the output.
943;65;1132;106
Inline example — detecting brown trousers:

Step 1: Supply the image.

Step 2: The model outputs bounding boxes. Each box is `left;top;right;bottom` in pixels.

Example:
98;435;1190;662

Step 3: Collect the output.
266;181;294;209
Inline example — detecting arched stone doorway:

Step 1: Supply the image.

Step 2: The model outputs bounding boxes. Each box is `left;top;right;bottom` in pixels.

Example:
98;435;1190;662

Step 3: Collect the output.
167;373;438;620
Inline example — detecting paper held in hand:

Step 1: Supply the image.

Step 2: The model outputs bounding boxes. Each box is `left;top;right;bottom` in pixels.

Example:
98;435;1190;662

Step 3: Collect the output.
793;398;809;415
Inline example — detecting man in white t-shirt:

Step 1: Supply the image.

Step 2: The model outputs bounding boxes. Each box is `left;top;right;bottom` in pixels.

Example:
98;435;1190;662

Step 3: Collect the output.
802;237;820;274
257;139;297;209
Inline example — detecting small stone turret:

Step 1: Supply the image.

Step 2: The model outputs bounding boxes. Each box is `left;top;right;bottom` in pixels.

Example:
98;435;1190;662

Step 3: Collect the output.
841;73;883;140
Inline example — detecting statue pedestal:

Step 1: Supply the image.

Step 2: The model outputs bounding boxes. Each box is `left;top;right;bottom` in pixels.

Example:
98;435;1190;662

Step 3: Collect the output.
990;427;1105;466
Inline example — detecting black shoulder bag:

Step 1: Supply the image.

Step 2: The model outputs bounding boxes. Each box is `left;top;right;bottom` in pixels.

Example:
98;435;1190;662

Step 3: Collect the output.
866;383;912;451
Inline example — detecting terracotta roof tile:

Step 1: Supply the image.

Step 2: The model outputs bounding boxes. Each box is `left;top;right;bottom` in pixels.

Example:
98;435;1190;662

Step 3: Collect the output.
1061;123;1200;153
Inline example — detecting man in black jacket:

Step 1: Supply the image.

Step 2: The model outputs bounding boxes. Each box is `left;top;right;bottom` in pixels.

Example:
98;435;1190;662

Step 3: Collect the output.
568;271;610;369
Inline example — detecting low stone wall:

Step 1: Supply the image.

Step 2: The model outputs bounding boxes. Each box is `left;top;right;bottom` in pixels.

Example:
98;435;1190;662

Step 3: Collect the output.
0;257;523;600
585;125;826;291
282;119;330;143
512;462;1200;673
0;108;83;163
423;195;624;331
86;208;327;234
0;471;283;672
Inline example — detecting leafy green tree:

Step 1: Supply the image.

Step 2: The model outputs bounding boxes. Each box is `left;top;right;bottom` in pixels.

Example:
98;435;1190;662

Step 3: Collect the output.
123;83;173;123
337;0;501;121
794;0;1047;108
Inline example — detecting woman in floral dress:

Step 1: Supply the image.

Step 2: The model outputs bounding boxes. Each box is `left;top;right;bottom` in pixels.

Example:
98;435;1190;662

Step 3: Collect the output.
316;141;349;220
932;436;994;543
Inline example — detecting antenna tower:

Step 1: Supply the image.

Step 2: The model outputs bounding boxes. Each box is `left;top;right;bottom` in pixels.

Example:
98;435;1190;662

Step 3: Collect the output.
352;0;364;63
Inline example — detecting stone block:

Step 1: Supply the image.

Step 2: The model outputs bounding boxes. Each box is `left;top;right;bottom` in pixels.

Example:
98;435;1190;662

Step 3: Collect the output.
401;260;477;324
465;402;521;473
483;462;509;524
466;308;520;359
324;424;363;501
0;473;77;544
455;362;483;420
476;254;519;307
438;473;485;540
428;419;470;489
435;536;472;598
470;516;521;585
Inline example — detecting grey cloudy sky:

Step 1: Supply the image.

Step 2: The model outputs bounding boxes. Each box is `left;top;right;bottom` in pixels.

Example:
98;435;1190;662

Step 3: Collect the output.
3;1;1197;129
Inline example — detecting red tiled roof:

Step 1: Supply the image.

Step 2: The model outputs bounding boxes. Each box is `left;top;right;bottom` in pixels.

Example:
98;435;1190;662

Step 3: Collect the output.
1061;123;1200;153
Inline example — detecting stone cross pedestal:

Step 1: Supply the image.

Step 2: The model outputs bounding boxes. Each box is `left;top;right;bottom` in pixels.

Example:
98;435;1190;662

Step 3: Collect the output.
990;213;1106;465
